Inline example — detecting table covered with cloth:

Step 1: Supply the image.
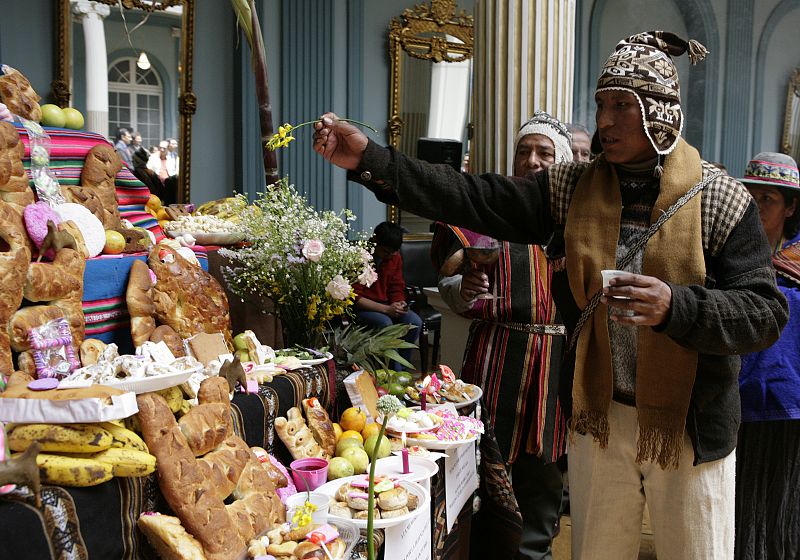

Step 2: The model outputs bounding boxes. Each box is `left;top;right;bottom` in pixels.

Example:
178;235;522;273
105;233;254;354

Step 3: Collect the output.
0;363;334;560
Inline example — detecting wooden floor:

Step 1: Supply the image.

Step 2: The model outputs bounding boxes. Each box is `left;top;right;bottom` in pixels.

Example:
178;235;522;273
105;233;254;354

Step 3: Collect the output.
552;509;658;560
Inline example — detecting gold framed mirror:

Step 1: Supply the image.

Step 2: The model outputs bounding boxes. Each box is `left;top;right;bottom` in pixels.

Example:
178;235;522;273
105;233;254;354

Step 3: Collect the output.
54;0;195;203
782;68;800;163
388;0;473;236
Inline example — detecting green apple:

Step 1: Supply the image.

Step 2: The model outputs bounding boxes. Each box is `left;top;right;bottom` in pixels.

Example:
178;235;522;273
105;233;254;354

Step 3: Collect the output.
62;107;84;129
327;457;355;480
103;230;125;254
233;332;249;351
335;437;363;457
387;382;405;397
40;104;66;128
394;372;413;387
364;434;391;461
340;447;369;474
234;349;250;363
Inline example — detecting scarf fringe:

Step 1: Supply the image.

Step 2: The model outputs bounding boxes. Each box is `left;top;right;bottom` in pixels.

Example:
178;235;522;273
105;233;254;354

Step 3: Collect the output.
636;425;683;470
569;410;610;448
687;39;708;65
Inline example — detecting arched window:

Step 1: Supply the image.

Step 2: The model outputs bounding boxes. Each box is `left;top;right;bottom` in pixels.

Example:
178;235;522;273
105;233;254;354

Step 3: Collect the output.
108;57;163;148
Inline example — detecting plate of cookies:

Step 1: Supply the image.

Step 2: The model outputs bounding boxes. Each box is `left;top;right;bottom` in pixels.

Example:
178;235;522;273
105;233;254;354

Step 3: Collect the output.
313;475;429;529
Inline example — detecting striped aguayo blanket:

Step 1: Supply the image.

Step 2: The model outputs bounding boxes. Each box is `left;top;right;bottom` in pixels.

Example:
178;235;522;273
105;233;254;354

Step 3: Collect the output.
15;125;208;352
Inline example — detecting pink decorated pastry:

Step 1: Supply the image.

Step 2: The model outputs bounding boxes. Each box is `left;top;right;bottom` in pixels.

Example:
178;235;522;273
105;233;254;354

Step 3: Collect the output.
0;102;12;123
266;453;296;503
24;201;62;258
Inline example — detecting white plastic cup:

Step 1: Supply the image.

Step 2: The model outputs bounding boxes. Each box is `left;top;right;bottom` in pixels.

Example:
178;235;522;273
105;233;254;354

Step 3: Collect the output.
600;269;627;289
285;491;331;525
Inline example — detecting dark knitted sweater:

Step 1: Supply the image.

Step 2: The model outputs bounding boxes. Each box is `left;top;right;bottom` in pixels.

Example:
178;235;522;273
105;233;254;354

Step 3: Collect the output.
348;140;789;465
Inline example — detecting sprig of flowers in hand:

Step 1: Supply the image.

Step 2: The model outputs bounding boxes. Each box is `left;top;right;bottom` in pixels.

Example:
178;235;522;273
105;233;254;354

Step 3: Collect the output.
367;395;404;560
266;118;378;151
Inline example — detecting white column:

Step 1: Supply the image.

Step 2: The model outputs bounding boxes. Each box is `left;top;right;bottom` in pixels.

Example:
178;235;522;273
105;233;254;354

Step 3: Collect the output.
72;0;111;136
472;0;576;175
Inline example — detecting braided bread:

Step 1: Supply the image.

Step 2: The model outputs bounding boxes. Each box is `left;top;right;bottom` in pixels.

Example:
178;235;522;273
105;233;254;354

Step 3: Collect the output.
137;377;285;560
0;66;41;122
126;259;156;348
0;201;30;375
80;144;122;228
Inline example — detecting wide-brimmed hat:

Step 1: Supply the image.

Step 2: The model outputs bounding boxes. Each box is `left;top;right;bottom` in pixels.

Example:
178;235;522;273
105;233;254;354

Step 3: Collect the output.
739;152;800;191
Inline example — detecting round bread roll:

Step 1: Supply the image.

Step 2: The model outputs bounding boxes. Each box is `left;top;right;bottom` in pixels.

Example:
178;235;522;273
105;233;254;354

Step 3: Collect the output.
329;501;352;519
380;506;410;519
53;202;105;257
80;338;107;366
345;491;369;511
377;486;409;511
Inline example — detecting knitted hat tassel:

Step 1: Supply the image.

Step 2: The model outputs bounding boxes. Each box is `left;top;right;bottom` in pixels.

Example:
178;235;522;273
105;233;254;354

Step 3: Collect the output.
687;39;708;65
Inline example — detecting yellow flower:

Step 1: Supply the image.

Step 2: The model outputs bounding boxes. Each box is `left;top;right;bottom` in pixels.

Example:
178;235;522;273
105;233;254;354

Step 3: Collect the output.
265;118;377;151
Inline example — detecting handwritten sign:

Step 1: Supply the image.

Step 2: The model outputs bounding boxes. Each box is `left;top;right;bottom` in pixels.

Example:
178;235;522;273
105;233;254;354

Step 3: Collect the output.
444;441;478;532
384;508;432;560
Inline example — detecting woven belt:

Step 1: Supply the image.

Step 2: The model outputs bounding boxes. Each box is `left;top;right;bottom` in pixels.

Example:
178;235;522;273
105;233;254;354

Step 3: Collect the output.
476;320;567;336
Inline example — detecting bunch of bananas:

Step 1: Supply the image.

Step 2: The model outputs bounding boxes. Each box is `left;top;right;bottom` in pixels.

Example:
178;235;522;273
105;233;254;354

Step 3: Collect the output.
8;422;156;487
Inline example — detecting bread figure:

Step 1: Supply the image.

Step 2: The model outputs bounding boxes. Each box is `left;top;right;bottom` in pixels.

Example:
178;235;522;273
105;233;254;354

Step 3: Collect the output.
0;122;31;196
274;407;328;460
136;513;206;560
0;66;41;122
0;201;31;374
23;246;86;349
80;144;122;229
137;376;285;560
79;338;107;367
302;397;336;457
148;244;232;346
126;259;156;348
150;325;185;358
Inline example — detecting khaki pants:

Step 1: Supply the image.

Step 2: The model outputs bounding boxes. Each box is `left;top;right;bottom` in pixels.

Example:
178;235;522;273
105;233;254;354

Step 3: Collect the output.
569;401;735;560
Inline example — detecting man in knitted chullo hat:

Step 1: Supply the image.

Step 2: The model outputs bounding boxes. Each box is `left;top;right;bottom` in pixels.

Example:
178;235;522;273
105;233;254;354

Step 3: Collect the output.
312;31;789;559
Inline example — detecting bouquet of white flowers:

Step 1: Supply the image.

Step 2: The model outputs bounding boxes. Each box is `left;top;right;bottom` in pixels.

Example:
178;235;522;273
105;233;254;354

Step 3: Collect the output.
220;179;376;346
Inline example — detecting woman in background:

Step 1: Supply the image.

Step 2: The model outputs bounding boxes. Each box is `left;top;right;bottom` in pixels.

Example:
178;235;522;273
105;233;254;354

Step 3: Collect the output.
736;151;800;560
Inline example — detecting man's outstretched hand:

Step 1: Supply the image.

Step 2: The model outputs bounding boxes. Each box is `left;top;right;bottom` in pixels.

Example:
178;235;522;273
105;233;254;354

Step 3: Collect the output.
313;112;368;171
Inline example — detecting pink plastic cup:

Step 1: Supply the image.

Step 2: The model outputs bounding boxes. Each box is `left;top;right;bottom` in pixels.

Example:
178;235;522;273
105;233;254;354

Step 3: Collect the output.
290;458;329;491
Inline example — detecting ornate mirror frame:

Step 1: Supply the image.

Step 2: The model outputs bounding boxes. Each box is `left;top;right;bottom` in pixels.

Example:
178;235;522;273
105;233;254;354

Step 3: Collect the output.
54;0;195;203
782;68;800;161
387;0;473;227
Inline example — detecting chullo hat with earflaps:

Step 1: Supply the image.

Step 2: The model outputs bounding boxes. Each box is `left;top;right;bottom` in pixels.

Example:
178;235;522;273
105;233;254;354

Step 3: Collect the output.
592;31;708;177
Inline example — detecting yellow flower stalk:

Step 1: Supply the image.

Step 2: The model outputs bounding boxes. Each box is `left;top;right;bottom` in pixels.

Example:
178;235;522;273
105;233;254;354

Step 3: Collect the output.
266;119;378;151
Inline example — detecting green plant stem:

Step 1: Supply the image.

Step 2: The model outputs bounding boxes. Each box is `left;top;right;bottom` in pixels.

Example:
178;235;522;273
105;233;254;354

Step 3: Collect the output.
367;418;389;560
289;118;379;134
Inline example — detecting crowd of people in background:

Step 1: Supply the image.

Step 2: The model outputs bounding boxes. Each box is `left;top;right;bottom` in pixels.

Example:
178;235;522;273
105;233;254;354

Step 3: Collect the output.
114;126;178;204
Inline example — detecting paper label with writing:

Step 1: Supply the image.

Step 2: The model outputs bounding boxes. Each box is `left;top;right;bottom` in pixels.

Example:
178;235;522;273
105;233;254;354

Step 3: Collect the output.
444;440;478;532
383;508;432;560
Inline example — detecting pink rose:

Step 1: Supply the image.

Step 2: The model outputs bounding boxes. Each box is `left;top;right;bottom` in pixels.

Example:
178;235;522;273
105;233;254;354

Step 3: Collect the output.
302;239;325;262
326;274;351;300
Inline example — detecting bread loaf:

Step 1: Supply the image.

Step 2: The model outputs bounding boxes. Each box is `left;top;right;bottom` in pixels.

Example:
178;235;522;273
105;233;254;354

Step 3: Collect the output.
0;122;30;195
0;66;41;122
126;259;156;348
0;200;31;374
302;398;336;457
275;407;328;460
80;144;122;229
8;305;64;352
137;513;206;560
149;244;232;345
137;376;285;560
150;325;185;358
178;402;230;456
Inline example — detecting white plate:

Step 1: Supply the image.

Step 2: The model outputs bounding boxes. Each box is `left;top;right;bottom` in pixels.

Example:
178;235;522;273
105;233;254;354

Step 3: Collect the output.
314;476;429;529
98;369;195;394
384;413;444;436
299;352;333;366
405;385;482;410
165;230;244;245
373;455;439;485
404;434;478;450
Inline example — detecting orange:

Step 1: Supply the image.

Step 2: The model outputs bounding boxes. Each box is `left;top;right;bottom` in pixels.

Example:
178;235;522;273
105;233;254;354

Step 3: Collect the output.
332;422;343;441
361;422;381;441
146;194;162;211
340;407;366;433
340;430;363;444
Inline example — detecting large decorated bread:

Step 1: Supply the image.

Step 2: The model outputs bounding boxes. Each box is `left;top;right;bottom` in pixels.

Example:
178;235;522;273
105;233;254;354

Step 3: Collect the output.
0;65;41;122
148;244;232;345
137;376;285;560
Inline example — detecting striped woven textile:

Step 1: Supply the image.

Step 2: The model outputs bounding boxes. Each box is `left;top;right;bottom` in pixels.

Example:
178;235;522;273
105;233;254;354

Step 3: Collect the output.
14;124;209;351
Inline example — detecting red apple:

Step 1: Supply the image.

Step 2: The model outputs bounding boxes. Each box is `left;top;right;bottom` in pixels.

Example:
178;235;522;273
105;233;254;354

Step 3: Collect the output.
376;386;389;397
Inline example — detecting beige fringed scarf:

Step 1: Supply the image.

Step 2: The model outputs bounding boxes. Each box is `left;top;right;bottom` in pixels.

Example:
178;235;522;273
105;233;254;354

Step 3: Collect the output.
565;138;706;469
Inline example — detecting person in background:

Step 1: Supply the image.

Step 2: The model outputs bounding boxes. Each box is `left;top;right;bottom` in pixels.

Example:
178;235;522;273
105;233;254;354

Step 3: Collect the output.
166;137;180;175
353;221;422;371
735;152;800;560
312;30;788;558
114;127;133;168
131;146;165;198
130;131;143;152
566;123;592;162
434;110;570;559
